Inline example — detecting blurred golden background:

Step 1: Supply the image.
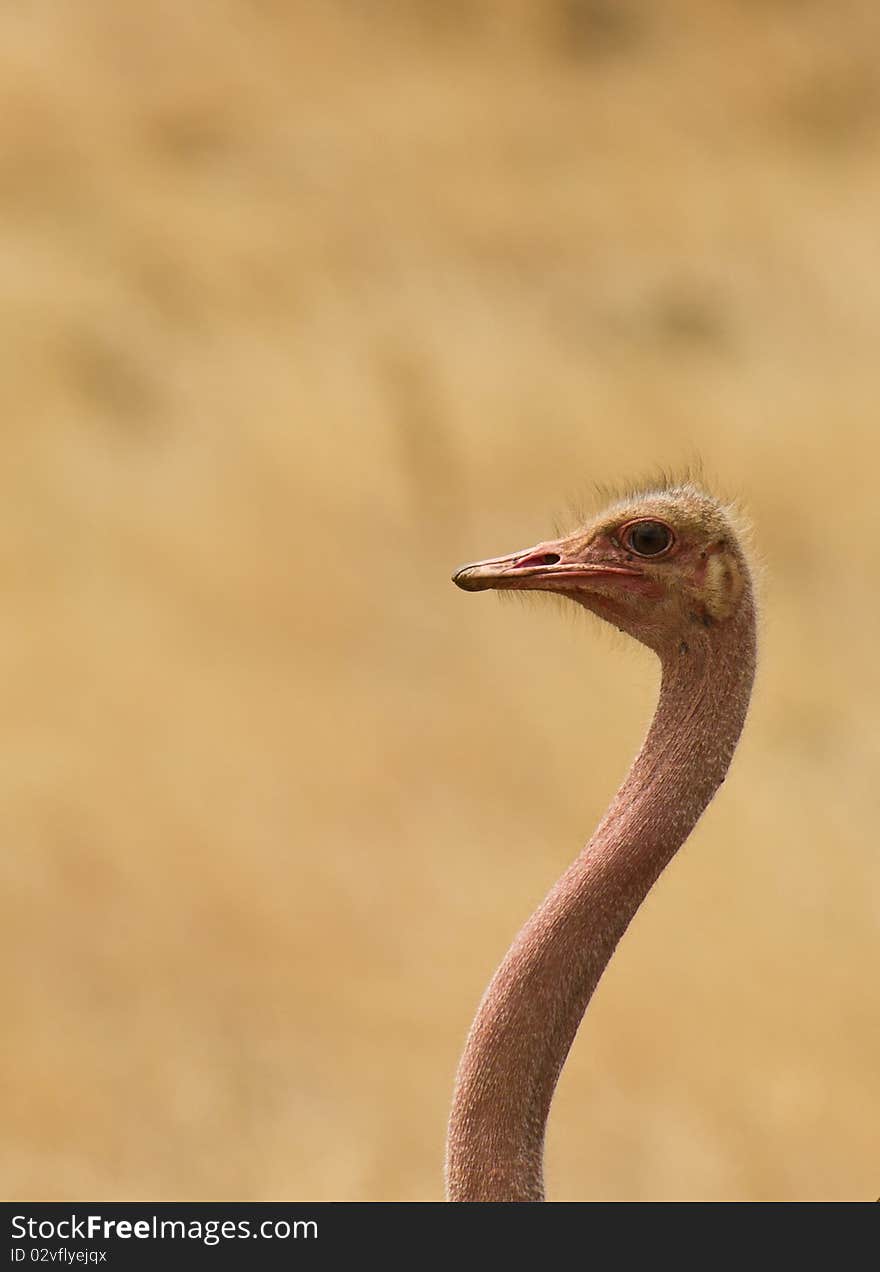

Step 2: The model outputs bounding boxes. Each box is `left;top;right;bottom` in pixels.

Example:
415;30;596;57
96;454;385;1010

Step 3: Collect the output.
2;1;878;1201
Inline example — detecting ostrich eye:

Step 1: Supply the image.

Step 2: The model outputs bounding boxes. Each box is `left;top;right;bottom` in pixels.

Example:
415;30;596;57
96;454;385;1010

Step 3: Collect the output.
624;520;673;557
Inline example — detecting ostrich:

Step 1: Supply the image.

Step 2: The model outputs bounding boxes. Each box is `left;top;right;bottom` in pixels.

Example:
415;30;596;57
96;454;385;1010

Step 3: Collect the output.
445;481;756;1202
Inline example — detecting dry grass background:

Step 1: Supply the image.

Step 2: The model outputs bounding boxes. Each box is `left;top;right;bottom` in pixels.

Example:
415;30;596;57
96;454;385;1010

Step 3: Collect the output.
1;0;878;1201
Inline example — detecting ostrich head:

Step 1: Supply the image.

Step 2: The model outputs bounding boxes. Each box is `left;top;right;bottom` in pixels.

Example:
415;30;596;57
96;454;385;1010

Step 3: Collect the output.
453;483;749;656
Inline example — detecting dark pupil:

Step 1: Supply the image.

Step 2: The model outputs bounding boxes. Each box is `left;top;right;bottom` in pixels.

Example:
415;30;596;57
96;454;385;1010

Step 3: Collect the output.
628;521;670;556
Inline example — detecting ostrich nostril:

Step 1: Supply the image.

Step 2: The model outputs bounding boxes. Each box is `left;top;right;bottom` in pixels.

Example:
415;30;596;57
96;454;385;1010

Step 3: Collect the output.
515;552;561;569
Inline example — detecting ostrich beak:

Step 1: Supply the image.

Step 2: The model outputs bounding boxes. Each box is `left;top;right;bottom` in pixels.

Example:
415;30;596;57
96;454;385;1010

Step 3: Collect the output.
452;540;643;593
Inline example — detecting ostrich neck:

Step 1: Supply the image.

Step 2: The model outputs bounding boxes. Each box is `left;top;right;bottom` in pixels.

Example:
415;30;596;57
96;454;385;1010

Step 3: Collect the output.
445;595;757;1202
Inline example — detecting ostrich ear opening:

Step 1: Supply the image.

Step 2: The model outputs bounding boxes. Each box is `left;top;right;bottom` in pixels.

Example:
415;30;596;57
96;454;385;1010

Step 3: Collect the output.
701;547;746;622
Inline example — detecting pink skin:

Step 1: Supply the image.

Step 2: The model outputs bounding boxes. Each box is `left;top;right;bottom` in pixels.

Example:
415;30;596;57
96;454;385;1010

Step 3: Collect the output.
445;496;757;1201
